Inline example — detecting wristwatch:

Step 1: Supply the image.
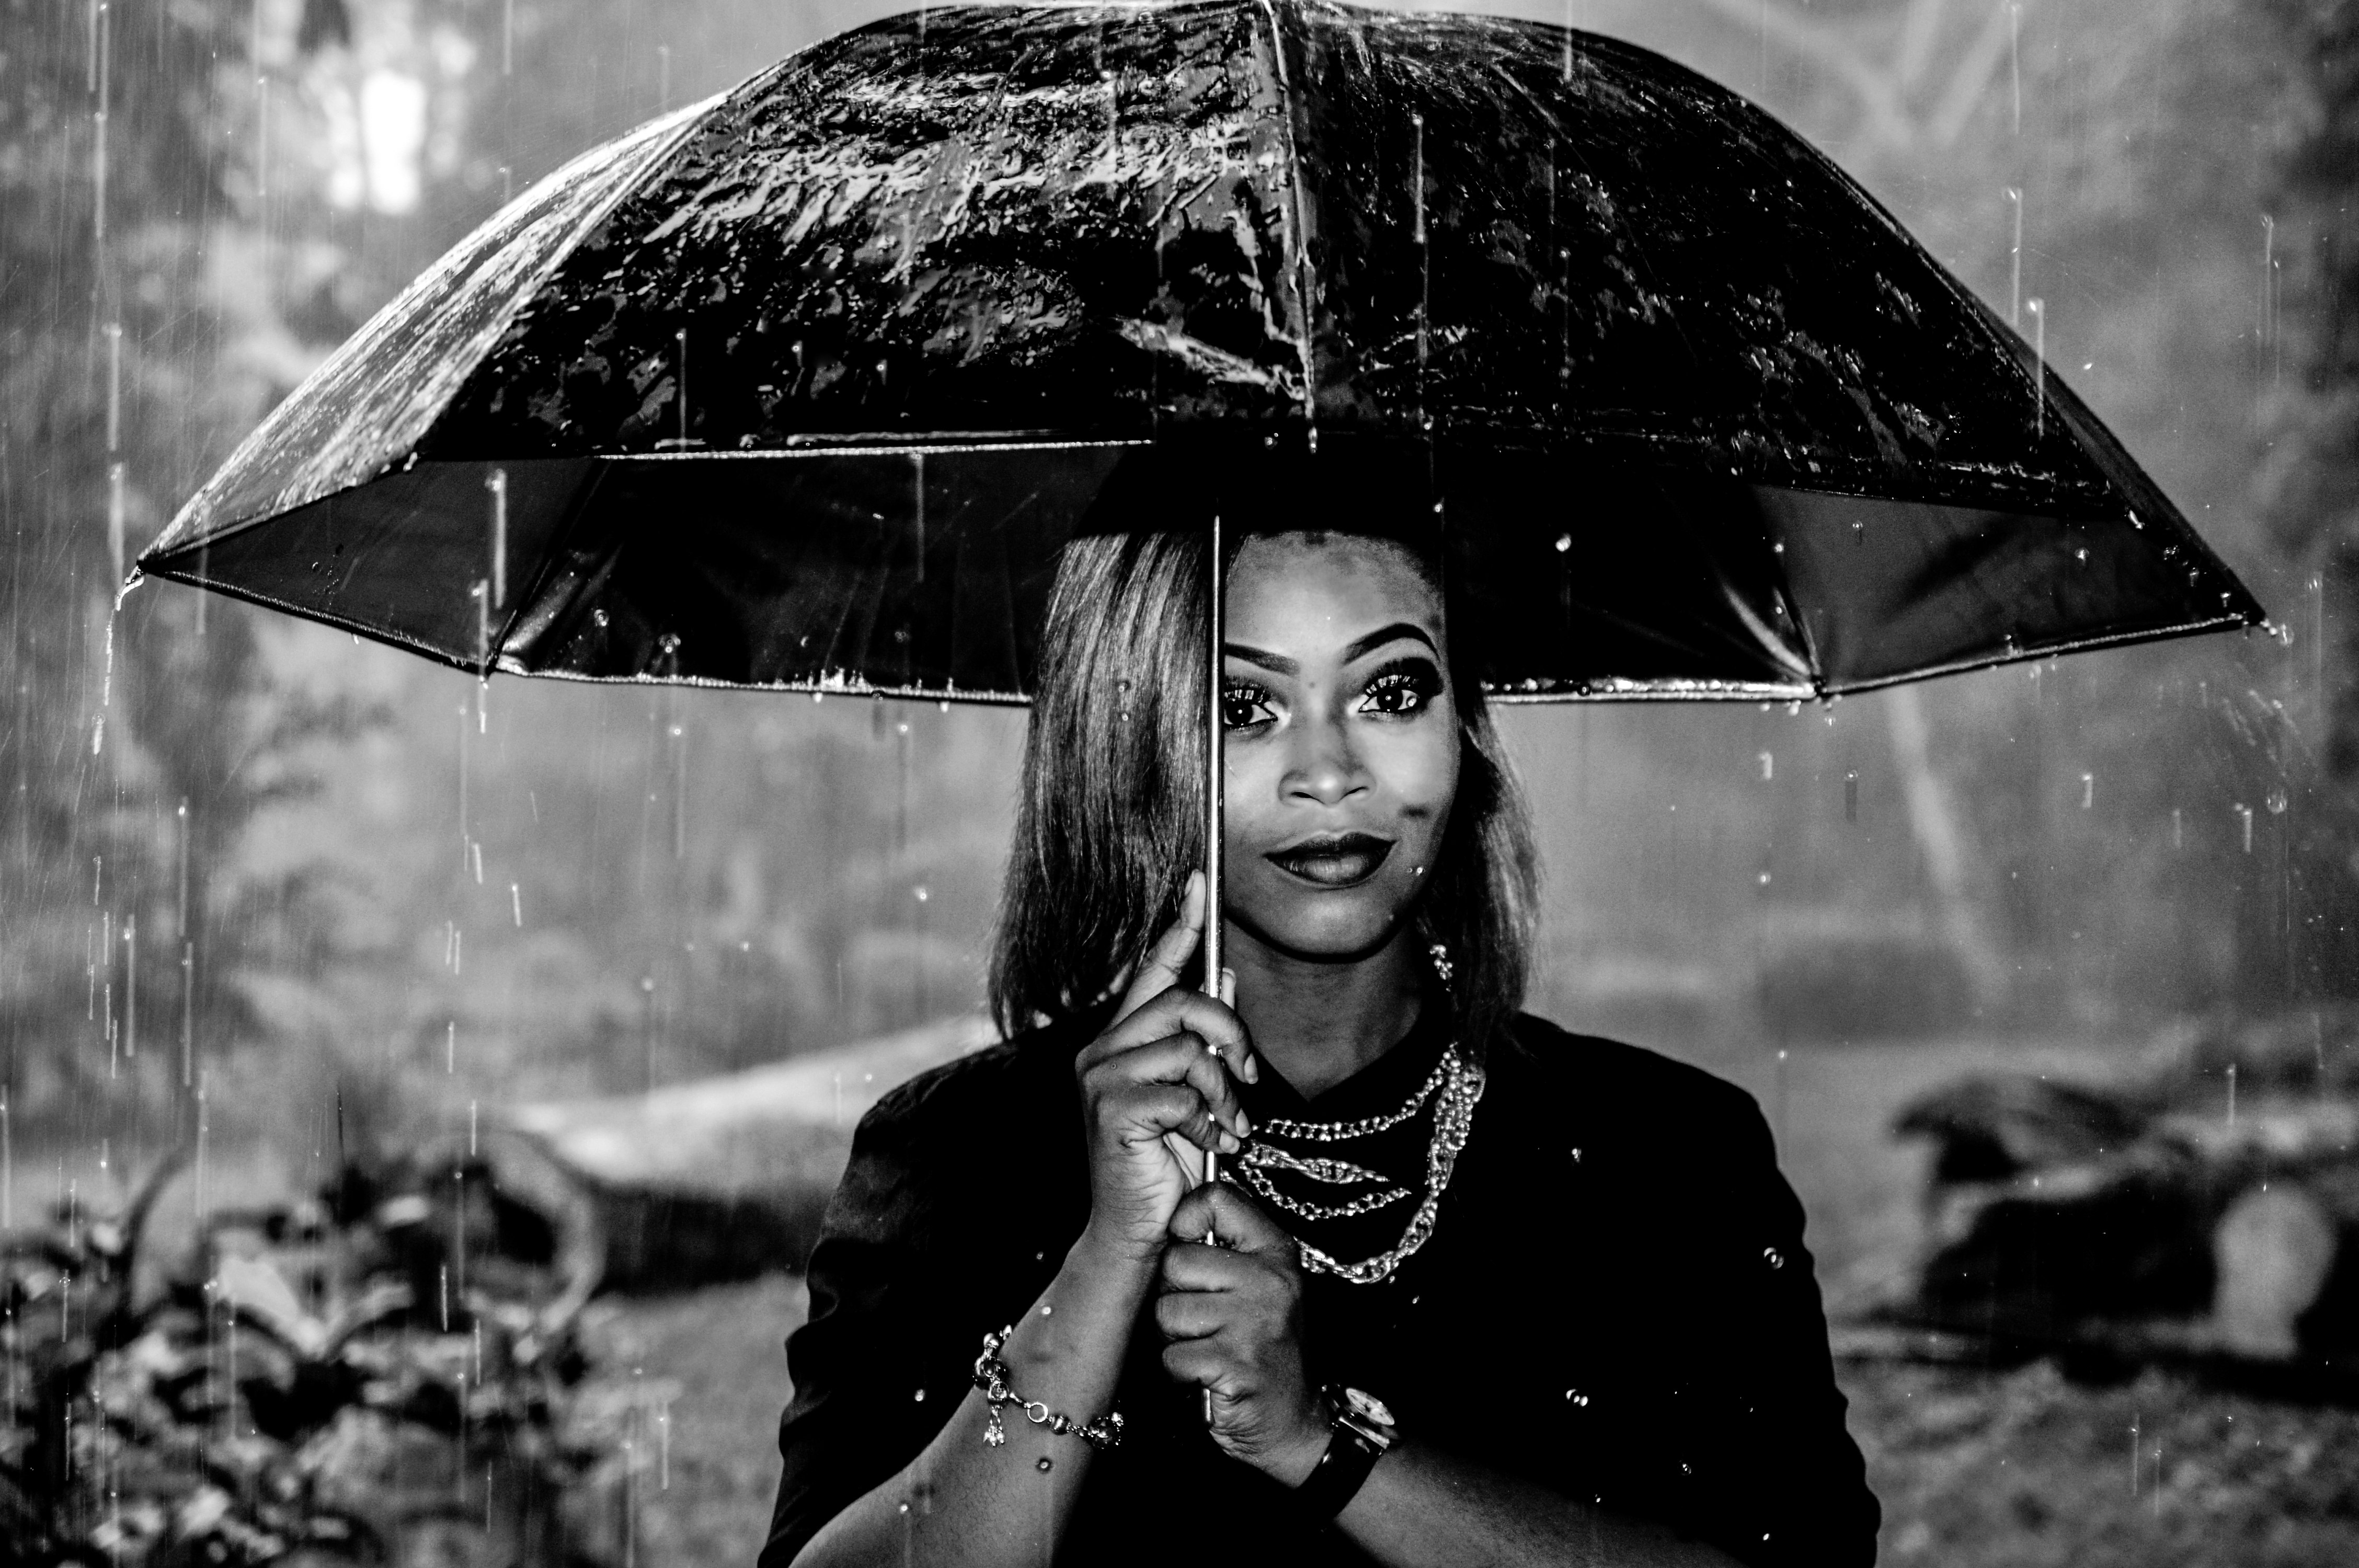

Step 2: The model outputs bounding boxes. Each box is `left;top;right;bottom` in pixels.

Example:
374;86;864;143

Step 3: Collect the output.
1293;1385;1398;1520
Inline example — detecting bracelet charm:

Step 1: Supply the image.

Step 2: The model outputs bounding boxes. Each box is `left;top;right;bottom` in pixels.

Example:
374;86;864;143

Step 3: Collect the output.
971;1326;1125;1452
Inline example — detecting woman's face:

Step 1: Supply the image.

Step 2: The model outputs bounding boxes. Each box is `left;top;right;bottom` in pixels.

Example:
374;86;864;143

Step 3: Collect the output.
1221;532;1460;964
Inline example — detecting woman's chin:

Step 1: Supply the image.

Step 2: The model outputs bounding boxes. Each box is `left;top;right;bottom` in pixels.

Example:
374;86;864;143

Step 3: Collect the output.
1226;889;1415;967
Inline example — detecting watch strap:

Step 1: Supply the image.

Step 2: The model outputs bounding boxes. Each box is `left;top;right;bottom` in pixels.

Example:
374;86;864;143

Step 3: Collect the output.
1292;1409;1387;1520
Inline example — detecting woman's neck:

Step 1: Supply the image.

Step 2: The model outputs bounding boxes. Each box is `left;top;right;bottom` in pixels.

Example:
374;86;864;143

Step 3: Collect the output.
1222;920;1426;1101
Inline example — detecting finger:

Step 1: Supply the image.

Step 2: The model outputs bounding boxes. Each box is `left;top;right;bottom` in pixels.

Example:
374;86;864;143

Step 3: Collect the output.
1100;1035;1248;1141
1154;1287;1230;1342
1162;1337;1233;1394
1113;1083;1240;1157
1092;990;1256;1091
1159;1237;1267;1295
1160;1130;1207;1187
1172;1183;1296;1259
1113;871;1204;1024
1217;968;1257;1083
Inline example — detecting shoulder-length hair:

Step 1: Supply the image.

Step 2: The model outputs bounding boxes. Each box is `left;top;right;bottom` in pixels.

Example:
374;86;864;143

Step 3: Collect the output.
989;517;1541;1055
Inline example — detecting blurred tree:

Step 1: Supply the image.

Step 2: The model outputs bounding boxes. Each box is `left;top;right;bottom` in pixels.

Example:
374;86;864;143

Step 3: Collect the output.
2269;1;2359;771
0;0;379;1133
1655;0;2350;1020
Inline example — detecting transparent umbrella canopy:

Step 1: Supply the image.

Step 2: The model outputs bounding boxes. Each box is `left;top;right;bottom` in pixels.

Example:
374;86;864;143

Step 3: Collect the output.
132;0;2266;1112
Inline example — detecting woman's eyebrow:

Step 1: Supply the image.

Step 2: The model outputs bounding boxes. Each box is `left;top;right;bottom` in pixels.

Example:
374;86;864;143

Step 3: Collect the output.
1224;624;1438;675
1224;642;1297;675
1341;622;1439;664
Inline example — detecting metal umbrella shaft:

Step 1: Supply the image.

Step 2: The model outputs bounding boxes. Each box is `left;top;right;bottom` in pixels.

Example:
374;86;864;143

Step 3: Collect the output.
1202;513;1224;1430
1202;510;1225;1182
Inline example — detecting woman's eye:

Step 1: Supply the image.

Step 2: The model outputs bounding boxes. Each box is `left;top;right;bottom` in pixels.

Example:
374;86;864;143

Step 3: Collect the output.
1223;683;1276;729
1358;662;1442;717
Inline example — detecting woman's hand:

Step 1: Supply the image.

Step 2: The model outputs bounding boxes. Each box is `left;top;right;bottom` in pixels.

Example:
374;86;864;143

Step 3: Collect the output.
1156;1182;1330;1486
1072;872;1260;1265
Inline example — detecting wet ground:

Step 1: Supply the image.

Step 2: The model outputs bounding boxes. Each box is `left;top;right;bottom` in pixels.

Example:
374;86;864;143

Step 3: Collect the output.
1849;1357;2359;1566
579;1275;805;1567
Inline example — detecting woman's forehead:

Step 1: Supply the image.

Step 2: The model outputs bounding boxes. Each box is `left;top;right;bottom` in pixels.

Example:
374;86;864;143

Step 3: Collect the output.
1227;533;1445;652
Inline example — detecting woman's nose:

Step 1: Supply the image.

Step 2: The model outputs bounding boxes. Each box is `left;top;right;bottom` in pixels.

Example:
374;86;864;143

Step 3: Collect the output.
1281;709;1369;806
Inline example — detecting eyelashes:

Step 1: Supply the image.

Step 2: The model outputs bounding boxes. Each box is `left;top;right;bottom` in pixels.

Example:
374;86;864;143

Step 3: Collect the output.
1357;658;1444;716
1222;680;1274;730
1220;658;1444;729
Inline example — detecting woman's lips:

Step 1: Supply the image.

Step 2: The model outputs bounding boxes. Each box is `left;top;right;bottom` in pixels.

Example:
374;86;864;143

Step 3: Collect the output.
1265;833;1395;887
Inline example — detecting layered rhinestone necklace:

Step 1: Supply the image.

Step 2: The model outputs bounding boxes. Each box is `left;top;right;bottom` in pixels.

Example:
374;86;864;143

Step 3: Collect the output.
1236;1043;1485;1286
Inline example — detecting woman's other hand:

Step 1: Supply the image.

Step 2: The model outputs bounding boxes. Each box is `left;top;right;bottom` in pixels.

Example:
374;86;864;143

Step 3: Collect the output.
1073;871;1260;1265
1156;1183;1329;1485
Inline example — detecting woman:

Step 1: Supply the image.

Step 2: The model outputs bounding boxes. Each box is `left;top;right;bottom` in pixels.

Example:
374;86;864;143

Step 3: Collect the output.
761;506;1879;1567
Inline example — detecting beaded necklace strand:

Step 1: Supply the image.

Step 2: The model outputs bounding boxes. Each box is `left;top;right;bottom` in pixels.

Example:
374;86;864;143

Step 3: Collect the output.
1236;1043;1484;1285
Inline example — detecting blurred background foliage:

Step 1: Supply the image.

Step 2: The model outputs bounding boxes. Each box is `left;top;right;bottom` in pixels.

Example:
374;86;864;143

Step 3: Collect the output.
1;0;2354;1173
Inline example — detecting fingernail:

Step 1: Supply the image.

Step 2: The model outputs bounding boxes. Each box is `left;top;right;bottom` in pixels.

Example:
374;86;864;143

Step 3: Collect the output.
1219;1131;1241;1153
1236;1111;1252;1138
1243;1055;1260;1083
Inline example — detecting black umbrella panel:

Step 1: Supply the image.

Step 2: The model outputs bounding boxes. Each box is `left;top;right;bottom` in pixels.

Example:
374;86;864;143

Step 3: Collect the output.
135;0;2262;706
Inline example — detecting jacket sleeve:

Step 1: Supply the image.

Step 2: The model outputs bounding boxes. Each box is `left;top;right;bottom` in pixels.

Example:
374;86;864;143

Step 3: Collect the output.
758;1077;973;1568
1676;1085;1881;1568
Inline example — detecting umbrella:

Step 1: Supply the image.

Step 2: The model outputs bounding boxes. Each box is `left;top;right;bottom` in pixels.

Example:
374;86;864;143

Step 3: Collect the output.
133;0;2265;1136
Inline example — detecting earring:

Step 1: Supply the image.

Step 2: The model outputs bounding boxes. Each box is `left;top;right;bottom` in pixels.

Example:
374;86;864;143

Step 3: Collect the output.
1428;941;1455;987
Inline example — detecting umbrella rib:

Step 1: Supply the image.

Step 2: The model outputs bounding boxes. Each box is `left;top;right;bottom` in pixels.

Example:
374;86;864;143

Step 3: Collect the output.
1817;610;2261;697
490;461;616;669
1717;577;1819;686
1255;0;1323;424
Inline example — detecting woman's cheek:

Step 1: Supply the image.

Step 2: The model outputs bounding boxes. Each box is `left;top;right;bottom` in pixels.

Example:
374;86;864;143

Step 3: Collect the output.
1221;745;1286;837
1371;722;1459;833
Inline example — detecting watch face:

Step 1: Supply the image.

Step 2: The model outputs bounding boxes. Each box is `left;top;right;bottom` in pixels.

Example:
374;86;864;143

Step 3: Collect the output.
1339;1387;1395;1430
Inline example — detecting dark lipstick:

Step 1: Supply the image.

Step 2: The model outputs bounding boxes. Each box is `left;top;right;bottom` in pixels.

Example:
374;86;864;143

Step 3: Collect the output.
1266;832;1394;888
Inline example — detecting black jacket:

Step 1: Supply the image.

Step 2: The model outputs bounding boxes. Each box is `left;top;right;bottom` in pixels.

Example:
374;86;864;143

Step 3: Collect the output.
763;1009;1879;1567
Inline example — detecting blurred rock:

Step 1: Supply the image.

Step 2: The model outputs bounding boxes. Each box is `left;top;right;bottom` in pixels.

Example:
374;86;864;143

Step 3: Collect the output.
507;1014;996;1290
1895;1073;2155;1183
2214;1186;2338;1358
1873;1014;2359;1386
